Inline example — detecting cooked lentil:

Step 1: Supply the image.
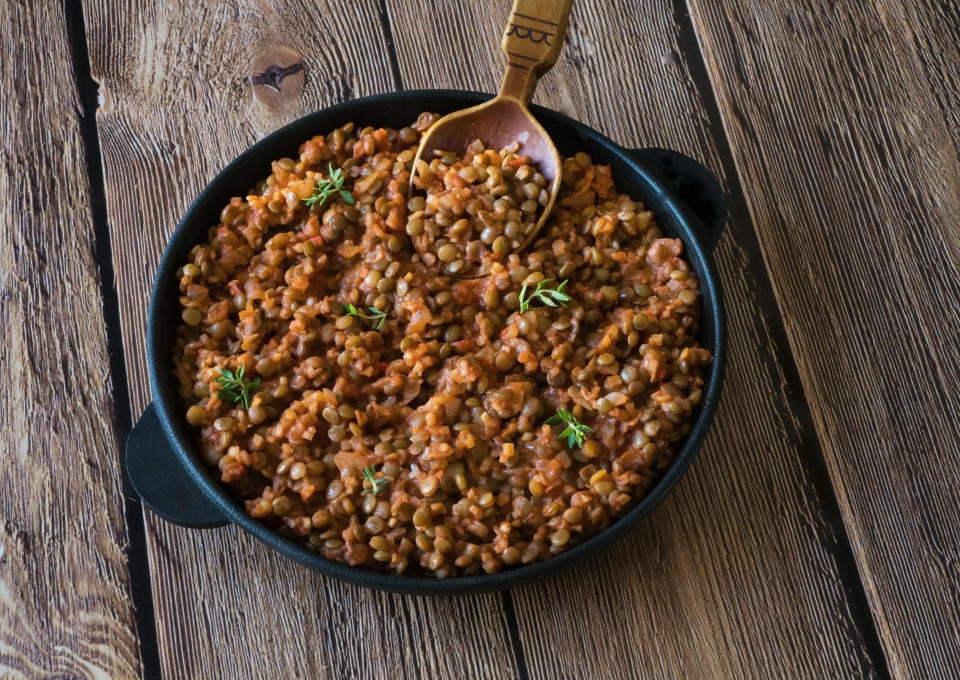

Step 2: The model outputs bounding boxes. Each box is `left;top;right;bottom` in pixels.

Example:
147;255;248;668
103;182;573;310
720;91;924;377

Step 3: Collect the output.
410;140;549;275
173;113;711;577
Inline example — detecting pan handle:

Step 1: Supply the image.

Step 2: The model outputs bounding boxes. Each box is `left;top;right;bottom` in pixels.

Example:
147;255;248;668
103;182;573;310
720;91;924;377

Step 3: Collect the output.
628;148;727;252
125;403;229;528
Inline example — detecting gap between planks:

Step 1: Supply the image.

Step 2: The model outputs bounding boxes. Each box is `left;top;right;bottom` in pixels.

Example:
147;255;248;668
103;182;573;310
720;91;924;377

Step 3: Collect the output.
63;0;163;677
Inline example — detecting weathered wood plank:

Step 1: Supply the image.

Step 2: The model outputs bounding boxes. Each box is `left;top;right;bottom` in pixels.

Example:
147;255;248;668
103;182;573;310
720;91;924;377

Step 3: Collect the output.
386;0;883;677
82;1;520;677
688;1;960;677
0;1;142;678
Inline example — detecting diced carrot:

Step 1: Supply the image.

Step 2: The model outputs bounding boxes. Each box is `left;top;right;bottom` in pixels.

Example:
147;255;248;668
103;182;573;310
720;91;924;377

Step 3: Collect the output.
372;128;390;149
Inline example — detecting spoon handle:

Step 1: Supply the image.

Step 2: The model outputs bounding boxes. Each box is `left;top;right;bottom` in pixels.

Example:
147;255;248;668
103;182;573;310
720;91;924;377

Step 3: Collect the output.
499;0;574;104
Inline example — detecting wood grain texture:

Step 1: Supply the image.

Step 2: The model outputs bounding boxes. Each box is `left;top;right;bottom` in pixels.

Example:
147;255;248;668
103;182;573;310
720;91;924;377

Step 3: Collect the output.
386;0;884;677
688;1;960;678
82;1;519;677
0;1;141;678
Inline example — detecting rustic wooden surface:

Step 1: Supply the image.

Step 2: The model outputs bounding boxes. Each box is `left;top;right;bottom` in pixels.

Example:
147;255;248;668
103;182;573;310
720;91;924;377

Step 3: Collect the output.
5;0;958;676
0;1;142;677
387;0;883;677
688;2;960;677
83;1;518;679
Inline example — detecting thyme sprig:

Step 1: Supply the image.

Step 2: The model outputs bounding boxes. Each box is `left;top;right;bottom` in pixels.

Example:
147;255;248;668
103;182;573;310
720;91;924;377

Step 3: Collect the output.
215;364;261;409
519;278;570;314
345;303;387;330
304;163;356;209
362;465;388;495
545;408;592;449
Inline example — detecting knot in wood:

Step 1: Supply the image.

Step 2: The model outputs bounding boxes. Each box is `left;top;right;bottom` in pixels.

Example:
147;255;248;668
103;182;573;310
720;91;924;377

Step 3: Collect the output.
248;45;305;108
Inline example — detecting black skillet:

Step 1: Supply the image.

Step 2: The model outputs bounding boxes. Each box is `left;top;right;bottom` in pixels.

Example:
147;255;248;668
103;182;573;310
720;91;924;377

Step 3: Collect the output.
125;89;727;595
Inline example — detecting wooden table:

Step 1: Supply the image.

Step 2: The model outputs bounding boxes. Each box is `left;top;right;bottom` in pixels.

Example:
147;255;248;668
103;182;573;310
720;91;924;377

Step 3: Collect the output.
5;1;959;678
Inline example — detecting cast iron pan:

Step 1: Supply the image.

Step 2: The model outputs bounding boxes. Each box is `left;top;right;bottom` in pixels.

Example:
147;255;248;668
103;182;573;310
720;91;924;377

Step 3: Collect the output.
125;89;727;595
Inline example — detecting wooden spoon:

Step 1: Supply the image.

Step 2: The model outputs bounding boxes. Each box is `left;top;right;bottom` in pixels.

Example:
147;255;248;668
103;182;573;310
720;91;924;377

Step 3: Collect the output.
410;0;574;275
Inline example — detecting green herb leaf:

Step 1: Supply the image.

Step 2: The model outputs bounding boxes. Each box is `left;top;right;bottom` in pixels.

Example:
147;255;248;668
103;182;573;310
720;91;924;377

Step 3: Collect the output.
361;465;388;495
345;303;388;330
519;278;571;314
544;408;592;449
215;363;261;410
304;163;354;209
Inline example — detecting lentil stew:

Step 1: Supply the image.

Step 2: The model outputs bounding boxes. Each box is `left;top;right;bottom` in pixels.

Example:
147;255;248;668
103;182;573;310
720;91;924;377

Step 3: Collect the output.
172;112;712;578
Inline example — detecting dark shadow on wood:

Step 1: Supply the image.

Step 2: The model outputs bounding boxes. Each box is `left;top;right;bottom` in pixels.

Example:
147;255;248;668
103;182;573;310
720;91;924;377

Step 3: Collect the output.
64;1;163;677
501;590;531;680
379;0;406;91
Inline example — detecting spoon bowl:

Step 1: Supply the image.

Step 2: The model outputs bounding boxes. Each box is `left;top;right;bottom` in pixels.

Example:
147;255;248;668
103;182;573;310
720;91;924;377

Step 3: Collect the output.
410;0;574;275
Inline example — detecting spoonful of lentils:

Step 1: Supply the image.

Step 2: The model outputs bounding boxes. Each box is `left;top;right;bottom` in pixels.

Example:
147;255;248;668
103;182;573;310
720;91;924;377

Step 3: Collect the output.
407;0;574;277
